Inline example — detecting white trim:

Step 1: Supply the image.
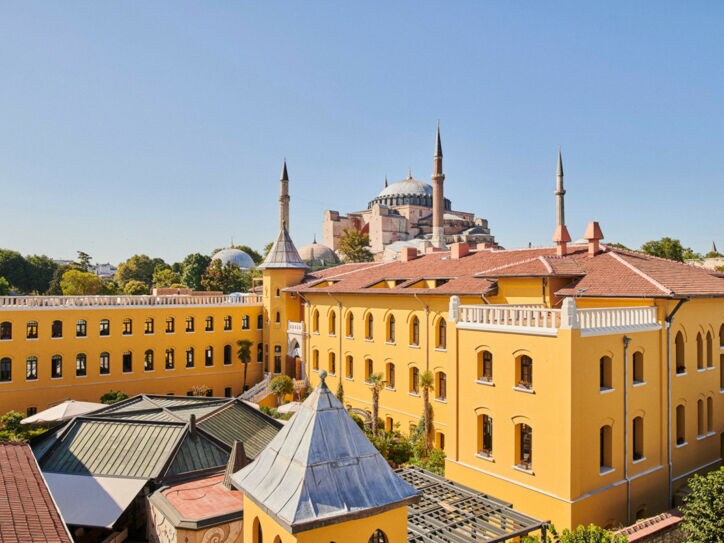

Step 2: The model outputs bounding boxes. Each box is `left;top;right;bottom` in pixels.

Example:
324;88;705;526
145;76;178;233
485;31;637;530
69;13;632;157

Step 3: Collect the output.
457;322;558;337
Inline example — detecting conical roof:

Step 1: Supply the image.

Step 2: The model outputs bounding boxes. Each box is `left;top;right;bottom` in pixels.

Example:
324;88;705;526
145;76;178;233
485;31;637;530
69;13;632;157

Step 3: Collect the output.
258;226;308;270
232;375;418;533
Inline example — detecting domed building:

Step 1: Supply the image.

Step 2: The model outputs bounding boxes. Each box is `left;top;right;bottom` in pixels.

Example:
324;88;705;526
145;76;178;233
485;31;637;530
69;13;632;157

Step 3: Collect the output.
298;237;340;270
322;127;496;259
210;248;255;271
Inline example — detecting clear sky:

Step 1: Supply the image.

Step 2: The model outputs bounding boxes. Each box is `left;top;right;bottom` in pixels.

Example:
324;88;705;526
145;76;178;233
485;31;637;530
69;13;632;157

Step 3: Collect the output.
1;2;722;264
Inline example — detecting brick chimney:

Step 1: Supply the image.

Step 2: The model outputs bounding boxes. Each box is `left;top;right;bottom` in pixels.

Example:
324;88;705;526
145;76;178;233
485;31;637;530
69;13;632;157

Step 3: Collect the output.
584;221;604;256
553;225;572;257
450;242;470;260
400;247;418;262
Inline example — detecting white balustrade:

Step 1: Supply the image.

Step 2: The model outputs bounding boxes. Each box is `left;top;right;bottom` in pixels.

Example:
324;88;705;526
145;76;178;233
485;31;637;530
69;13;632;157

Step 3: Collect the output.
0;293;263;310
287;321;304;334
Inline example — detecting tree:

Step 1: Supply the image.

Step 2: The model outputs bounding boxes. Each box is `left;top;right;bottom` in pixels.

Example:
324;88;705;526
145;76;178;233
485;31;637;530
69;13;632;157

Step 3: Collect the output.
201;259;251;293
419;370;435;454
100;390;128;404
0;410;46;441
46;264;73;295
152;267;181;288
116;254;164;288
191;385;210;397
270;375;294;406
25;255;58;293
338;228;373;263
237;339;253;391
123;280;150;295
640;237;695;262
336;380;345;404
182;253;212;290
60;269;103;295
705;250;723;258
0;277;9;295
0;250;28;292
263;241;274;257
681;467;724;543
368;372;385;436
75;251;92;272
523;524;627;543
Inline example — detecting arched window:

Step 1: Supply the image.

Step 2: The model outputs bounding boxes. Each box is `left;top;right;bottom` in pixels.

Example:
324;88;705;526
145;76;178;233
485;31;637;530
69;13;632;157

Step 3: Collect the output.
257;314;264;329
600;425;612;471
275;312;280;324
0;358;11;382
365;314;374;340
253;517;263;543
368;530;388;543
186;316;195;332
435;371;447;400
312;310;320;333
346;312;354;337
632;416;644;461
122;318;132;335
697;399;704;436
52;355;63;378
478;414;493;457
410;316;419;346
224;345;232;365
477;351;493;382
242;315;250;330
166;349;175;369
600;356;612;390
165;317;174;334
0;321;12;341
329;311;336;335
517;423;533;469
696;332;704;370
675;332;685;373
26;321;38;339
186;348;195;368
410;367;420;394
676;404;686;445
517;355;533;390
257;343;263;363
633;351;644;384
386;315;395;343
328;352;336;375
100;352;110;375
145;350;154;371
205;346;214;367
386;362;395;388
365;359;373;382
76;320;87;337
436;432;445;450
51;320;63;338
224;315;232;330
144;318;154;334
274;345;282;373
312;349;319;371
705;331;713;368
205;316;214;331
707;397;713;433
26;356;38;380
76;353;87;376
345;355;353;379
436;318;447;349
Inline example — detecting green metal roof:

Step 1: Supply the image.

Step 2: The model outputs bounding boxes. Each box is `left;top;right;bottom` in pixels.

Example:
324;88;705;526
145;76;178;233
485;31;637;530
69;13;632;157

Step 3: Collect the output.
198;403;281;458
165;433;228;477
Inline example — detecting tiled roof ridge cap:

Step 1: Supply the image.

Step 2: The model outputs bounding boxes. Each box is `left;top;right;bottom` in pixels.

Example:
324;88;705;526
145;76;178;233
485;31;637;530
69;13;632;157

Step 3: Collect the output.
607;251;673;295
317;261;388;280
538;256;554;274
475;256;545;275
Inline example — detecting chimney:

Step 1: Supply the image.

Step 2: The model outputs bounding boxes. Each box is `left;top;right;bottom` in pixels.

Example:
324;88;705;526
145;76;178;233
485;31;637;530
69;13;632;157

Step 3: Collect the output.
450;242;470;260
584;221;604;256
223;440;248;490
553;225;572;257
189;414;197;436
400;247;418;262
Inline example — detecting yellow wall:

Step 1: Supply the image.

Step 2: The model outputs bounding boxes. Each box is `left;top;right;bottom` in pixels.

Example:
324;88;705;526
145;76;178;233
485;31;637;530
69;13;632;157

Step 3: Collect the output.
262;268;306;375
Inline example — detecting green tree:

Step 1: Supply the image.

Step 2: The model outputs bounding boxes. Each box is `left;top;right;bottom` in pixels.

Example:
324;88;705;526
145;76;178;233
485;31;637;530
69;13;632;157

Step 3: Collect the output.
640;237;696;262
100;390;128;405
182;253;212;290
338;228;373;263
0;410;46;441
153;267;181;288
523;524;627;543
123;280;150;295
75;251;92;272
705;250;723;258
0;277;9;295
419;369;435;453
368;372;385;436
681;467;724;543
270;375;294;406
46;264;72;295
116;254;164;288
25;255;58;293
237;339;253;391
201;259;251;293
336;380;345;404
263;241;274;257
99;279;120;295
0;250;28;292
60;269;103;295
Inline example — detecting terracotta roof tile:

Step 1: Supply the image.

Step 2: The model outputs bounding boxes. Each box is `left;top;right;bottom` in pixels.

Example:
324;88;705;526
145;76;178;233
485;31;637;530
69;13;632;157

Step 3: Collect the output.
0;442;72;543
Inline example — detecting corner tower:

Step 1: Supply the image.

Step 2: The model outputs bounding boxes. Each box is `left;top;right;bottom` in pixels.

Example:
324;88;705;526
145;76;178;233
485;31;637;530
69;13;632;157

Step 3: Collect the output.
431;122;446;249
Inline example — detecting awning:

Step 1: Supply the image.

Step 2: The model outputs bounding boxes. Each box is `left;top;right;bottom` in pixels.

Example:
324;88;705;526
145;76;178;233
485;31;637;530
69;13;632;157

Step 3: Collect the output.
43;473;148;528
22;400;106;425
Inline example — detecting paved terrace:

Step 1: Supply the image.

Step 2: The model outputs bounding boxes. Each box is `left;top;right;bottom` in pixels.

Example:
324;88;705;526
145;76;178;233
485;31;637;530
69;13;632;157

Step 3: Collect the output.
0;293;263;310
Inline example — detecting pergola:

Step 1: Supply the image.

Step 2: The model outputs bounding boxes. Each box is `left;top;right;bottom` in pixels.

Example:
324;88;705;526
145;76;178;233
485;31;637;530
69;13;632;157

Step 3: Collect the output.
397;467;548;543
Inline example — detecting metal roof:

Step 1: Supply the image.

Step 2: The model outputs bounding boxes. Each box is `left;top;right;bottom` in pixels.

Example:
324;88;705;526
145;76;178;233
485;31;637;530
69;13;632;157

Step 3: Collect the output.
197;402;282;458
165;432;228;477
258;226;308;270
232;376;419;533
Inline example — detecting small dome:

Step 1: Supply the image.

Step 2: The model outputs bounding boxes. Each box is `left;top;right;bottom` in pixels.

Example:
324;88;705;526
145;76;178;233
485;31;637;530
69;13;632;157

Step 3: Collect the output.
211;248;255;270
377;176;433;198
298;240;339;266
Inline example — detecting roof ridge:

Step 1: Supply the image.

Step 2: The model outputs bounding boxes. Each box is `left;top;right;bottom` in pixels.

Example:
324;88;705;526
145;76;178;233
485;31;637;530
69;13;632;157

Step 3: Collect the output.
319;261;387;280
607;251;673;295
476;256;543;275
538;256;554;274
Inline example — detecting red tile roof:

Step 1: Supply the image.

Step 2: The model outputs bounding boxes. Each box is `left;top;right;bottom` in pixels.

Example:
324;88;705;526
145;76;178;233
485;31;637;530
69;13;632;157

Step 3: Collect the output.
0;442;72;543
286;244;724;299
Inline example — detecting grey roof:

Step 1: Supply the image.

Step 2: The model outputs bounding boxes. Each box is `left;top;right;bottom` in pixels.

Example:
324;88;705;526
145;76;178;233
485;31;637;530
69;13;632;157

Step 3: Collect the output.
232;377;419;533
211;248;255;270
377;176;433;198
165;433;228;477
298;240;340;266
258;226;308;270
197;402;282;458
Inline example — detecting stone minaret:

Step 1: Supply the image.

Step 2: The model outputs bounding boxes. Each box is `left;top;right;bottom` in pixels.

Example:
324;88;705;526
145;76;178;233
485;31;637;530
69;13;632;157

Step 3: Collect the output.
431;122;446;249
552;147;571;256
279;159;290;231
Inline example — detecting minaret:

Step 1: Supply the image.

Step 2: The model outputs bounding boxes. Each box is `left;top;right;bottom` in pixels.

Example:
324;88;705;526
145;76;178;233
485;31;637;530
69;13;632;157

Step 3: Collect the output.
279;159;290;232
552;147;571;256
431;122;446;249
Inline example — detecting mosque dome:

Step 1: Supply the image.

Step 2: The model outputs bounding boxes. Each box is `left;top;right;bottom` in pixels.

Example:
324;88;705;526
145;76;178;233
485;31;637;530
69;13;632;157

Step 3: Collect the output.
210;248;255;270
368;172;451;211
298;239;340;267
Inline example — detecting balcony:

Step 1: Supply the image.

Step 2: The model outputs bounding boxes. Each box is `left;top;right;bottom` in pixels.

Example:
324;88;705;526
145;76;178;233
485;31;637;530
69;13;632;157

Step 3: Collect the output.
287;321;304;334
0;293;263;310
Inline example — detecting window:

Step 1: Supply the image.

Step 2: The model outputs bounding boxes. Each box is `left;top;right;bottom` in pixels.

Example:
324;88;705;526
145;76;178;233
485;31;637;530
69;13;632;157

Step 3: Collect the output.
186;348;195;368
436;371;447;400
253;518;263;543
165;349;175;369
100;319;110;336
257;343;263;363
26;356;38;380
697;399;704;436
329;311;336;335
675;331;685;373
696;332;704;370
633;351;644;383
345;355;353;379
518;355;533;390
632;416;644;461
166;317;175;333
122;318;132;335
275;312;280;324
705;331;713;368
186;317;195;332
242;315;250;330
346;312;354;337
410;316;419;346
52;355;63;378
76;320;87;337
275;288;280;297
600;356;612;390
51;320;63;338
257;314;263;329
386;315;395;343
328;352;336;375
224;315;232;330
100;352;110;375
312;349;319;371
76;353;87;376
122;352;132;373
676;405;686;444
26;407;37;417
26;321;38;339
224;345;232;365
478;414;493;457
145;318;154;334
517;423;533;470
0;322;11;340
436;318;447;349
205;346;214;367
437;432;445;450
600;425;612;471
410;367;419;394
365;314;374;340
477;351;493;382
386;362;395;388
0;358;11;382
707;397;713;433
224;387;232;398
144;350;154;371
312;310;320;333
368;530;388;543
365;359;373;382
205;316;214;331
385;416;394;433
274;345;282;373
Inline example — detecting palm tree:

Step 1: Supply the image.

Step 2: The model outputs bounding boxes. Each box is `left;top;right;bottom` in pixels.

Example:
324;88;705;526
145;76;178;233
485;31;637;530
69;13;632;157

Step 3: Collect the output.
236;339;253;391
419;370;435;453
368;372;385;436
270;375;293;406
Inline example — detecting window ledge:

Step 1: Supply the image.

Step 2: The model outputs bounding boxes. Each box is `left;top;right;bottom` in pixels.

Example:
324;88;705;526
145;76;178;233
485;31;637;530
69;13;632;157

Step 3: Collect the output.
434;347;447;352
696;368;706;373
165;368;175;371
329;334;336;338
599;387;615;394
26;378;38;382
26;338;39;341
0;381;12;384
51;337;63;340
165;332;174;335
476;379;495;386
434;398;448;404
51;377;63;380
675;371;687;376
632;456;646;464
632;381;645;387
76;336;87;339
385;386;396;391
476;453;494;463
512;464;534;475
706;366;715;371
364;338;373;342
599;467;615;476
385;341;396;346
675;441;688;448
408;344;420;349
312;331;320;335
697;432;716;440
345;377;354;381
408;392;420;397
345;336;354;340
76;375;87;379
513;386;535;394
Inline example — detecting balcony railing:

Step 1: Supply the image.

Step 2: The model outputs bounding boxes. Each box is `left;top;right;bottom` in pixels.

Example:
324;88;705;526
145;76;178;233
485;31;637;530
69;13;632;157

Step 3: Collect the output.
458;305;560;336
0;293;263;310
287;321;304;334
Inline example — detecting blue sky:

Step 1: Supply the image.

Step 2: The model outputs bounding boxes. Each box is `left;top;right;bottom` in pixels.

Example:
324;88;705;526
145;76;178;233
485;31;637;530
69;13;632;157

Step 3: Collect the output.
1;2;722;264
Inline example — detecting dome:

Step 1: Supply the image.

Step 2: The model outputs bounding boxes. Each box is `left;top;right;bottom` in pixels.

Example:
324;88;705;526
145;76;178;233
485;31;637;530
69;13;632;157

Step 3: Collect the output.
298;240;339;266
211;248;255;270
377;177;433;198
